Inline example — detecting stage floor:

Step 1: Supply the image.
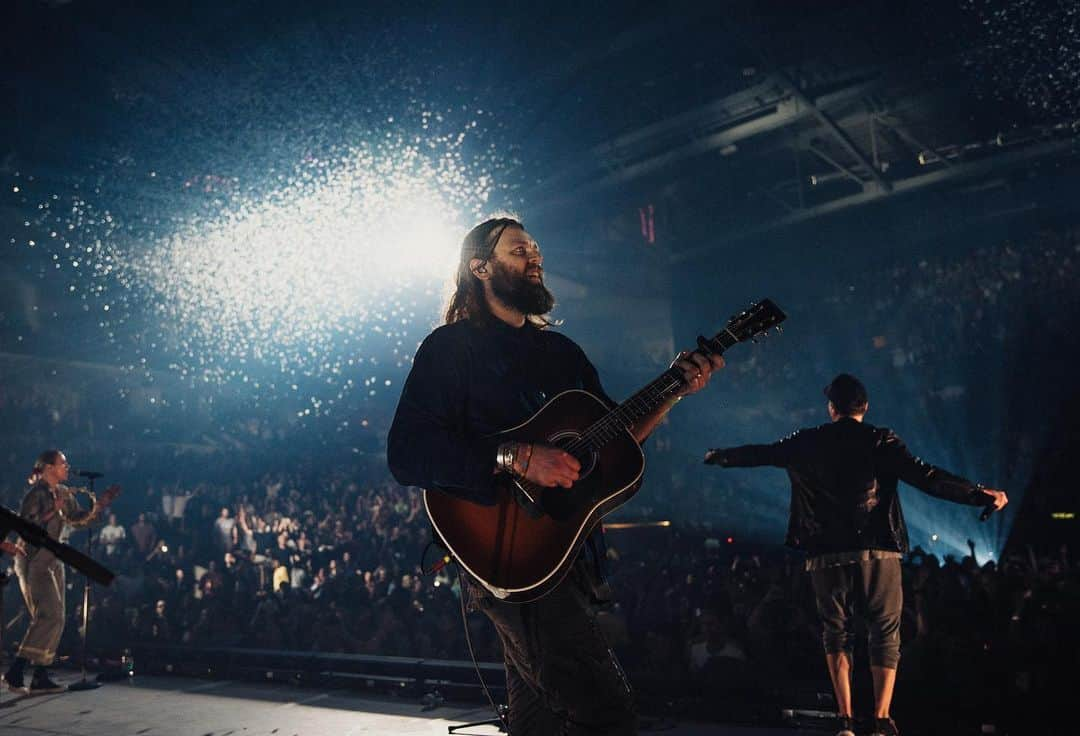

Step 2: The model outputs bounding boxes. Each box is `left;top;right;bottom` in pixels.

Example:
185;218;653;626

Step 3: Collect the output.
0;672;819;736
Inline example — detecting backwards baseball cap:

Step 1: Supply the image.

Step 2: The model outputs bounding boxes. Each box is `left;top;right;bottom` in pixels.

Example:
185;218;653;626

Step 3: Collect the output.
824;373;869;415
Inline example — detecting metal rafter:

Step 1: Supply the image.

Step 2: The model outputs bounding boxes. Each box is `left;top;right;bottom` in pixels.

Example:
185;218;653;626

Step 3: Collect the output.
874;115;955;168
529;72;882;216
807;142;866;189
671;135;1078;263
777;71;891;193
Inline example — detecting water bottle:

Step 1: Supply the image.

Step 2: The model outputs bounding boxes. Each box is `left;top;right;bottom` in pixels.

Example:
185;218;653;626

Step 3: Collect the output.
121;648;135;679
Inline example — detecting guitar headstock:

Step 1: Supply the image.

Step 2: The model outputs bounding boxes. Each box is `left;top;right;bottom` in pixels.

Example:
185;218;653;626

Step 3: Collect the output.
698;298;787;355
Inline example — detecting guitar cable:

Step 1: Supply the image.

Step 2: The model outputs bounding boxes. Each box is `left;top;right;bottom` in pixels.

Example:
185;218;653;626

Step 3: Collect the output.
419;539;452;576
456;562;512;734
419;538;510;733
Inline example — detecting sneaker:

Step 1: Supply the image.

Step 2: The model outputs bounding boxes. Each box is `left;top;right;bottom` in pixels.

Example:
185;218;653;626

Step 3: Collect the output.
29;670;64;694
835;715;856;736
870;716;900;736
2;670;26;693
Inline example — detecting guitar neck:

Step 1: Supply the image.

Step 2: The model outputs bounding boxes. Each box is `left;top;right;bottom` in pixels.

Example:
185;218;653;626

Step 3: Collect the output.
581;331;738;450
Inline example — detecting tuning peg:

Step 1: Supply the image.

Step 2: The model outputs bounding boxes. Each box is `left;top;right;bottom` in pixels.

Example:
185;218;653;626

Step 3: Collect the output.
775;326;783;334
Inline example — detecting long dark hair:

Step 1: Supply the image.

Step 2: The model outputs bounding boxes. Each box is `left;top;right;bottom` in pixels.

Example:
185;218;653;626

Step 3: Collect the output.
443;216;521;325
442;215;552;328
28;449;63;485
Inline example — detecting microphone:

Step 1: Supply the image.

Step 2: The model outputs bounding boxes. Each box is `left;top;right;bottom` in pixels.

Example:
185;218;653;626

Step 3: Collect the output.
74;469;104;480
979;504;996;522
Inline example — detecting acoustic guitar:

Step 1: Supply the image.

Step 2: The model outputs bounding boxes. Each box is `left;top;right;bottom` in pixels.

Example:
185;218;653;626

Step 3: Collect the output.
424;299;786;602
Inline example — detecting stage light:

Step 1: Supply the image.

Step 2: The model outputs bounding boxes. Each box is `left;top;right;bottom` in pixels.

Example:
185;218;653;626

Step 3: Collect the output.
141;174;462;351
109;136;497;400
17;108;505;412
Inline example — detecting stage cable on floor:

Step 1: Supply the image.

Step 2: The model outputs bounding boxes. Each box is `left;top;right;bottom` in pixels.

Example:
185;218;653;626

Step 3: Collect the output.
456;563;511;735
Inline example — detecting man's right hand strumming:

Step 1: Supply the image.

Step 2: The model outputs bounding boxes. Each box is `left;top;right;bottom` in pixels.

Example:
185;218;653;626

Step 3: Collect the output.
523;445;581;488
498;441;581;488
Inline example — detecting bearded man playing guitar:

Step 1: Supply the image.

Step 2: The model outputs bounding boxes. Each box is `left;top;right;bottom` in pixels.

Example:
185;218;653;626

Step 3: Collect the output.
388;215;724;736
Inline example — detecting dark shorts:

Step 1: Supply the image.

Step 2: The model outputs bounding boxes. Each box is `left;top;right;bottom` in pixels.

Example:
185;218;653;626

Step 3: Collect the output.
468;563;637;736
809;557;902;669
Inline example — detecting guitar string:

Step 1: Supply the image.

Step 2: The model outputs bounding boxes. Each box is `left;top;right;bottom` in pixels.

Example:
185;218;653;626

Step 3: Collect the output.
564;330;742;456
569;314;774;451
518;330;746;496
520;311;776;494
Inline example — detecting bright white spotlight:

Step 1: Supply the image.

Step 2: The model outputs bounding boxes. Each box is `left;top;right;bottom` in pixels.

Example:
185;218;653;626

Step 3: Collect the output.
123;137;497;390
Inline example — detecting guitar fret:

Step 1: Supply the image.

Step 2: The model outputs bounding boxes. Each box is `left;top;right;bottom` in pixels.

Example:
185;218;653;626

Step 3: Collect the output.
572;301;784;454
576;369;686;452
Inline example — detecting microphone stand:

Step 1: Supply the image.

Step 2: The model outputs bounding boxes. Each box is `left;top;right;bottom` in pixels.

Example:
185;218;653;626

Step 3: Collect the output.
68;473;102;692
447;704;508;734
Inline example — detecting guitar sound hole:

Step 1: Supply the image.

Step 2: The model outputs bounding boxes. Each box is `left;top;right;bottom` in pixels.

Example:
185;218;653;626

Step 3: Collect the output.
548;431;598;480
529;431;592;522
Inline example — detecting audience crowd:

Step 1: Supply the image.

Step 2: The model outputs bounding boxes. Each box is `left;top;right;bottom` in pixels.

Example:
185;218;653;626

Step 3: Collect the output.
2;227;1078;734
1;464;1073;733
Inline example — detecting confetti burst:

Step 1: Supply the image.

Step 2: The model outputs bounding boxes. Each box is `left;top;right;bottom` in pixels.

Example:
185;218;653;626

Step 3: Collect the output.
11;114;515;418
132;131;506;400
135;141;480;357
962;0;1080;117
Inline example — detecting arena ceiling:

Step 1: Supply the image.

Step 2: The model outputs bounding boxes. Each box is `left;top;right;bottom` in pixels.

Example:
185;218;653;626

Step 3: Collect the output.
4;0;1080;332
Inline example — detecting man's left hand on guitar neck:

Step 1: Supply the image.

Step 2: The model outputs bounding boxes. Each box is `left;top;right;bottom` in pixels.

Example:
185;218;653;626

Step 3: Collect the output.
671;350;725;398
628;349;725;444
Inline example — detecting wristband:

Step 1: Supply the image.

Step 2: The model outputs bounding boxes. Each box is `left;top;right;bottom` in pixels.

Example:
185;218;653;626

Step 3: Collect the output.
496;442;518;475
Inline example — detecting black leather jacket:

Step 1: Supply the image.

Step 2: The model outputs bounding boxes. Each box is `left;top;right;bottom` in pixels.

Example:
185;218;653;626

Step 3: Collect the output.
708;417;986;555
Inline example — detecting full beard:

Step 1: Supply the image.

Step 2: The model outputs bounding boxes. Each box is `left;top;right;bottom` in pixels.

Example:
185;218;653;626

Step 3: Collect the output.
490;260;555;316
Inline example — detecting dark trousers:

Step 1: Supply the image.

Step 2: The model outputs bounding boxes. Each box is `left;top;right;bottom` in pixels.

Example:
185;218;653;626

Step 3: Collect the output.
809;557;902;669
469;565;637;736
